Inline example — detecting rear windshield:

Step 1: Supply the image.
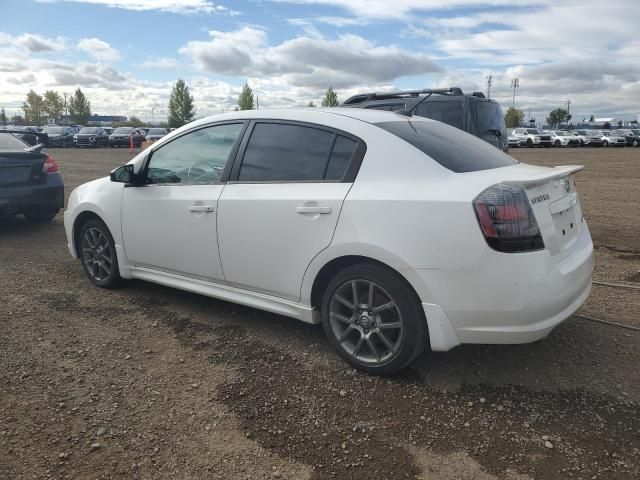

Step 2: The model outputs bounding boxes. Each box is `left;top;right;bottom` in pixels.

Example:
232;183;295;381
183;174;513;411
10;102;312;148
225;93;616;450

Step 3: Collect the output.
0;132;28;150
375;120;517;173
475;102;505;133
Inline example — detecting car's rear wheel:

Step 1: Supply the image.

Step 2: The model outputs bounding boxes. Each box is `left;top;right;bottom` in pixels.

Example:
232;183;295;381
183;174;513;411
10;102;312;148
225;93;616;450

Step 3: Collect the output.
602;140;608;147
24;208;58;223
526;138;533;147
555;140;561;147
321;264;427;375
632;139;639;147
79;219;121;288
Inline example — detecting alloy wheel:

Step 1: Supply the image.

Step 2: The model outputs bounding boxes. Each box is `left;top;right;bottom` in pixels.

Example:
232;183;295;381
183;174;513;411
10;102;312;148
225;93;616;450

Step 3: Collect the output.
81;227;114;282
329;279;404;365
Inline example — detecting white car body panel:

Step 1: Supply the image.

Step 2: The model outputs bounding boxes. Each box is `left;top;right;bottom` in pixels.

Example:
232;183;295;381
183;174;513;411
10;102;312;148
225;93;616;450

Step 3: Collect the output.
64;108;594;353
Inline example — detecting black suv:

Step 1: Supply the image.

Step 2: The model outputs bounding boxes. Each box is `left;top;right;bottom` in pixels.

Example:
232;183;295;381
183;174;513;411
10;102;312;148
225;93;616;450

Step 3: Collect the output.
342;87;508;151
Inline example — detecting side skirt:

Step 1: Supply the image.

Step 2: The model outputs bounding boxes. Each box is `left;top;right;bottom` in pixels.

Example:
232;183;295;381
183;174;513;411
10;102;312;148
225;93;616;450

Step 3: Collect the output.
128;266;319;324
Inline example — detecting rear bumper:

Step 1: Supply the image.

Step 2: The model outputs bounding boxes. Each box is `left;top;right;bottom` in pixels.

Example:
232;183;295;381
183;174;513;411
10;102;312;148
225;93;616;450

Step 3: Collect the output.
410;222;594;351
0;173;64;214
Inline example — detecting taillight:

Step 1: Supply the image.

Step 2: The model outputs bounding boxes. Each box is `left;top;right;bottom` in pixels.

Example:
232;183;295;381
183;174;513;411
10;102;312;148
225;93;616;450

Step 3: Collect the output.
473;184;544;253
43;155;58;173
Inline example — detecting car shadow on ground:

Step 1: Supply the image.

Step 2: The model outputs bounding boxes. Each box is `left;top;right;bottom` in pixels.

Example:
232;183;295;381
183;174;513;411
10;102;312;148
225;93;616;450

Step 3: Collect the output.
117;275;636;401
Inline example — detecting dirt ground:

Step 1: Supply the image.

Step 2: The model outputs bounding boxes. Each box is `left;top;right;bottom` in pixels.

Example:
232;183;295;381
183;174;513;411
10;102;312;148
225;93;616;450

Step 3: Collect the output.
1;145;638;479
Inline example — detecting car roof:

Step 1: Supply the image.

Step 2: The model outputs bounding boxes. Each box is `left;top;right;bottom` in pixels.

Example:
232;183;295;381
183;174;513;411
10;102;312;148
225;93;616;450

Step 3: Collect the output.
192;107;424;129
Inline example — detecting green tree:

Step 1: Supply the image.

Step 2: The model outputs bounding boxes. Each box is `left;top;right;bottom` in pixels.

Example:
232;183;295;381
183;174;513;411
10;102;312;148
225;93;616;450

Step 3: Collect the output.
168;79;195;128
237;83;254;110
546;108;571;129
321;86;338;107
307;100;315;107
10;115;25;125
68;88;91;124
504;107;524;128
23;89;45;125
42;90;65;123
0;108;7;125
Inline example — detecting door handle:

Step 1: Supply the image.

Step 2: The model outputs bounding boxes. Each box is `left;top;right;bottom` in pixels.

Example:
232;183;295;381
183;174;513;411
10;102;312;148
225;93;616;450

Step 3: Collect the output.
188;205;214;213
296;206;332;214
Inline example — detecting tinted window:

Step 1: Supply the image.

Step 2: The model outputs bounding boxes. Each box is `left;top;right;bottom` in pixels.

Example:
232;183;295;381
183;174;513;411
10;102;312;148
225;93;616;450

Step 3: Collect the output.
415;101;464;129
238;123;333;181
375;120;517;173
0;133;28;150
113;127;133;134
325;136;356;180
475;102;506;133
146;123;243;184
367;104;404;112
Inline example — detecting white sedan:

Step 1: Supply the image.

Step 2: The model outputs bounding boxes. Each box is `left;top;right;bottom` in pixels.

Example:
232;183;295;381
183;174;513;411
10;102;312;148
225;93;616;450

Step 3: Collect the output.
64;108;594;375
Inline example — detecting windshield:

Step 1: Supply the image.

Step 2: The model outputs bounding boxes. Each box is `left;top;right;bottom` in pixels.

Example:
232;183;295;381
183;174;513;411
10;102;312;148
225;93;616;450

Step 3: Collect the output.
555;132;567;136
602;131;611;136
414;100;464;129
44;127;63;134
79;127;99;134
375;120;517;173
526;129;540;134
475;101;506;133
0;132;29;150
148;128;166;135
113;127;132;134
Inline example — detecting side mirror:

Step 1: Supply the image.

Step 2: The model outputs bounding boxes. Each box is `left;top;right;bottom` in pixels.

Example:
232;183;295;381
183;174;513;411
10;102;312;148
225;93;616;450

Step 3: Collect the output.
110;164;139;184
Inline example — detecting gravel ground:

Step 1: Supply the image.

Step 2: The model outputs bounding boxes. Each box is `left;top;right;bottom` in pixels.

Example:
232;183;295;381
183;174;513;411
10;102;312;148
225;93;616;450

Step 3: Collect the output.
1;145;638;479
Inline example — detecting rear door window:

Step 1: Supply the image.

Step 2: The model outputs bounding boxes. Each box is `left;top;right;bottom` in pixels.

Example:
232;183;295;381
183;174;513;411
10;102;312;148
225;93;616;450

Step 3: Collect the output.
375;120;517;173
415;101;464;129
237;123;358;182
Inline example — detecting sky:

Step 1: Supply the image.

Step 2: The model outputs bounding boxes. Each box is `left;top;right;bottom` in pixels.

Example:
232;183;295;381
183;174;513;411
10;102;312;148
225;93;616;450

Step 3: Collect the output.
1;0;639;124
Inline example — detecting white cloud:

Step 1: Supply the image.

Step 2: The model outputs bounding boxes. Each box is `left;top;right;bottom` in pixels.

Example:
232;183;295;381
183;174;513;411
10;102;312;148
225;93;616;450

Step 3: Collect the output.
36;0;240;15
140;56;179;69
0;32;65;52
180;27;442;88
77;38;121;63
277;0;547;19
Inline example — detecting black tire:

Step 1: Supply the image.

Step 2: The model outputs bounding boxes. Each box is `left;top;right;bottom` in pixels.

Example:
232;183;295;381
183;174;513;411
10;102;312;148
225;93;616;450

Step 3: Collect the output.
321;263;427;375
555;140;561;147
78;218;121;288
526;138;533;147
24;208;58;223
602;140;608;147
632;139;639;147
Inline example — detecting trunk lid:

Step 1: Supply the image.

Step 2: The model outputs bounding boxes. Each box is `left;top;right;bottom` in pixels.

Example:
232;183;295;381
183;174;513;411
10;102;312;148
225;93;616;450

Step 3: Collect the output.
0;151;47;187
463;164;584;261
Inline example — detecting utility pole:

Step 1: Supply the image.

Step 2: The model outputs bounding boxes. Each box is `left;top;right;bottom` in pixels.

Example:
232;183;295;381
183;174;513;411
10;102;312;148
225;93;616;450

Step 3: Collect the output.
565;100;571;128
256;96;259;110
485;75;492;99
511;78;519;108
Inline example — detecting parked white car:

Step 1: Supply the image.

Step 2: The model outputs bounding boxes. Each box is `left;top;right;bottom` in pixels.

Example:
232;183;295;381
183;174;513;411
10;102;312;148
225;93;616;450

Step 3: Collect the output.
600;130;627;147
64;109;594;374
511;128;553;147
507;131;522;148
570;131;587;146
547;131;581;147
145;128;168;141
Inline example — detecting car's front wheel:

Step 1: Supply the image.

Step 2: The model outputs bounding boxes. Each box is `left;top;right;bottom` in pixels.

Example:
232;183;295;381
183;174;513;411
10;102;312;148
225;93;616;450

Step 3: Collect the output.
321;264;427;375
79;219;121;288
632;139;639;147
602;140;609;147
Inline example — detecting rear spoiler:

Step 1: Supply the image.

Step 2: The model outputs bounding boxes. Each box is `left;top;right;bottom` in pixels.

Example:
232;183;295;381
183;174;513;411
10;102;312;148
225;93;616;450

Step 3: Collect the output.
502;165;584;187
